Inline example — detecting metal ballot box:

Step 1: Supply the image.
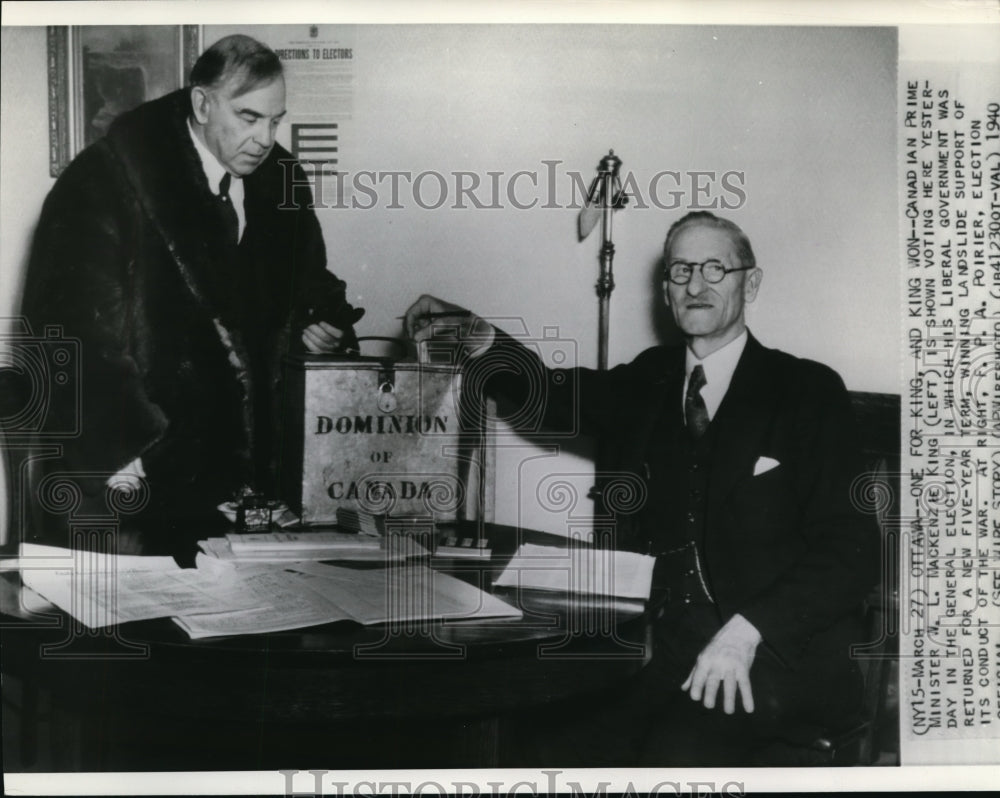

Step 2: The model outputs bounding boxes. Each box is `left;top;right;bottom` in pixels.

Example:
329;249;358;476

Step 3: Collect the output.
280;353;491;525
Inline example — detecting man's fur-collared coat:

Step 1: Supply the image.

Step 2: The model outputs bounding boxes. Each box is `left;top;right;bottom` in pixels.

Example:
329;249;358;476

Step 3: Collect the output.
21;89;360;540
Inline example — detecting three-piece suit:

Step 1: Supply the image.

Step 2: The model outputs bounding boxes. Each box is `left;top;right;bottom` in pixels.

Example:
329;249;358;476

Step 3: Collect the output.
475;328;880;764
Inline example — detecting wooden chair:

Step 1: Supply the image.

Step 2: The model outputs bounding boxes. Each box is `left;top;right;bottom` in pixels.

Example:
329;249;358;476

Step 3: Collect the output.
772;391;901;765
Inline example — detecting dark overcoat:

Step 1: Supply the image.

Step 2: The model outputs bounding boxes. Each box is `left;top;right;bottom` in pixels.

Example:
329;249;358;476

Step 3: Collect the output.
21;89;360;539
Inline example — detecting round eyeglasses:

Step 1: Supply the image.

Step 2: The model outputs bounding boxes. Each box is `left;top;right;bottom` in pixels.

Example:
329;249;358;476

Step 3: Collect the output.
664;259;754;285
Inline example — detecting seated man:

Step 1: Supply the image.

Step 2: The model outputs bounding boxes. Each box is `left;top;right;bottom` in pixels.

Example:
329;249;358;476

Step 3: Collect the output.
404;211;880;765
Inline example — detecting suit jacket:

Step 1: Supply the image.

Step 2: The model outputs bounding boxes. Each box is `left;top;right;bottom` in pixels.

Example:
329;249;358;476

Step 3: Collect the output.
473;329;880;669
20;89;361;535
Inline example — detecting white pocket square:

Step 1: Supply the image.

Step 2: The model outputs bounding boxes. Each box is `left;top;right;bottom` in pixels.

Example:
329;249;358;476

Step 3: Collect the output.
753;456;780;476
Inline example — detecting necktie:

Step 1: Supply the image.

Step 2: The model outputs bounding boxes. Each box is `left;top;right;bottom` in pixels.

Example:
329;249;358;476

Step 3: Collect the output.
218;172;239;243
685;364;710;438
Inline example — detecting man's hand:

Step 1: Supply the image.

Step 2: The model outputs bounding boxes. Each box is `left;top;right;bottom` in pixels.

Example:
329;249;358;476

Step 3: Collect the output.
402;294;493;355
302;321;345;354
681;613;762;714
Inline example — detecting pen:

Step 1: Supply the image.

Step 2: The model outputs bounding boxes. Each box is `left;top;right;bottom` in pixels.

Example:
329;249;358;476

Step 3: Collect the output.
396;311;474;320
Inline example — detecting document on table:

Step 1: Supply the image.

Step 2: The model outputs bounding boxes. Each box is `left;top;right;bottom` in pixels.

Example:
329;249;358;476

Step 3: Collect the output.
17;543;266;629
15;543;520;639
289;562;523;624
493;543;655;601
175;562;521;639
225;530;381;551
172;567;357;639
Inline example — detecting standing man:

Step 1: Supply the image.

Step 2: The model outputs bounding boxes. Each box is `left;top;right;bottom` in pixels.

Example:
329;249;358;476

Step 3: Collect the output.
404;211;879;765
21;35;362;551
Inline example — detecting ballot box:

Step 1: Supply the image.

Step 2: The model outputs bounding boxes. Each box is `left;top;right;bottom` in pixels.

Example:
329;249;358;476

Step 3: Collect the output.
280;354;492;525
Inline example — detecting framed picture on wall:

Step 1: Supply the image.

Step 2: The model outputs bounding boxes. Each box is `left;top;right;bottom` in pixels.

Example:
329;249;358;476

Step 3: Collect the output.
47;25;200;177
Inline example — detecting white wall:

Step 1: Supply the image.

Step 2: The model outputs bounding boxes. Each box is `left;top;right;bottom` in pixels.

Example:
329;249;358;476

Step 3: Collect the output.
1;27;54;546
1;25;898;539
1;27;52;323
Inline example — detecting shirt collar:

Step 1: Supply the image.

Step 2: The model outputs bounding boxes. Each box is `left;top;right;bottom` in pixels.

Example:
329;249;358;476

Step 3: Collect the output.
187;117;238;195
685;328;748;388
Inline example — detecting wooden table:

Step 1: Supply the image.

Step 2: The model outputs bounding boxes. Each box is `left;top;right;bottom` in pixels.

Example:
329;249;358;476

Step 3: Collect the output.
1;522;657;771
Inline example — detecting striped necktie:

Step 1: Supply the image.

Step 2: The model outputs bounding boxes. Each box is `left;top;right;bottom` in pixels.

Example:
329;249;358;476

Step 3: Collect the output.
685;364;710;438
218;172;239;243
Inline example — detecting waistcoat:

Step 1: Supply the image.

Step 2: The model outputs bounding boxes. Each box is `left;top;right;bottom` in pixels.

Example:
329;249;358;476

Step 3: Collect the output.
639;395;718;607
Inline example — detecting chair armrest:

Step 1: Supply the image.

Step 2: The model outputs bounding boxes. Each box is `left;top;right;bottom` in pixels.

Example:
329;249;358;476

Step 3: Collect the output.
810;719;871;752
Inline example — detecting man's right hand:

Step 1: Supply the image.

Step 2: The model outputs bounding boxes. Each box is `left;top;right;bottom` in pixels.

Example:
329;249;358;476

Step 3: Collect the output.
302;321;346;354
681;613;761;715
403;294;493;356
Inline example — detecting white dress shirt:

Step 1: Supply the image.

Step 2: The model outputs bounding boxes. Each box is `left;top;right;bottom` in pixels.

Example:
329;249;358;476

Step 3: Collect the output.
682;329;748;422
187;118;246;241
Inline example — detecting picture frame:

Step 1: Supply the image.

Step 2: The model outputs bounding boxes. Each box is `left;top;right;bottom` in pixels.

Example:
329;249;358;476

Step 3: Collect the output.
47;25;200;177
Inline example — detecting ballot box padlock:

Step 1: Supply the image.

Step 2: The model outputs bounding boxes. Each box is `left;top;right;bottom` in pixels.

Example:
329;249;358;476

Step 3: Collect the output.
280;340;490;526
233;488;275;532
237;497;271;532
377;379;398;413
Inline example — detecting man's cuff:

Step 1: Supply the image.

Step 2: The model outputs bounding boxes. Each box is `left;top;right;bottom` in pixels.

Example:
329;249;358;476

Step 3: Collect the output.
732;613;763;646
465;321;496;359
107;457;145;489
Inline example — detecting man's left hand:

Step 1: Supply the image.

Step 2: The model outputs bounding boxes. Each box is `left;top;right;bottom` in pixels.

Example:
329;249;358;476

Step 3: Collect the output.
302;321;345;353
681;613;762;714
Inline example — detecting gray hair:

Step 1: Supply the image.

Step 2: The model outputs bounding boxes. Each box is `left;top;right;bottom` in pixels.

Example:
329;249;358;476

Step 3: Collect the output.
663;211;756;271
190;34;282;97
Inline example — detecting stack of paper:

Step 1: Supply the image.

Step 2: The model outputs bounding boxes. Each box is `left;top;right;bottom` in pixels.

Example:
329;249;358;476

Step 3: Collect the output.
336;508;385;536
336;508;436;537
494;543;655;601
434;534;492;559
16;543;521;640
197;530;430;563
176;560;522;639
17;543;266;629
